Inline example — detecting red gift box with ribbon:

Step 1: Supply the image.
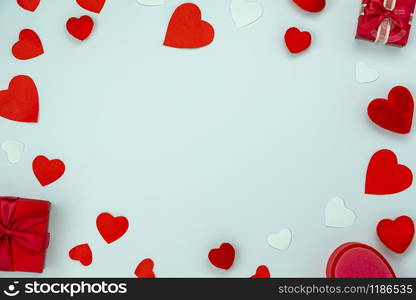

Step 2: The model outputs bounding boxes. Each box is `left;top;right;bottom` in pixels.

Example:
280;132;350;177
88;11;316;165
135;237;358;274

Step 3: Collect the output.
356;0;416;46
0;197;50;273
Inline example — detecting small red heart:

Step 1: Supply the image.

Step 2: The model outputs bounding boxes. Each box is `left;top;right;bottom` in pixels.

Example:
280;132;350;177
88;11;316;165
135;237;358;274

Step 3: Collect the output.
251;265;270;278
76;0;106;13
134;258;155;278
292;0;326;13
0;75;39;123
164;3;215;49
17;0;40;12
12;29;44;60
327;242;396;278
66;16;94;41
368;86;414;134
32;155;66;186
365;149;412;195
208;242;235;270
284;27;312;54
377;216;414;254
96;212;129;244
69;243;93;266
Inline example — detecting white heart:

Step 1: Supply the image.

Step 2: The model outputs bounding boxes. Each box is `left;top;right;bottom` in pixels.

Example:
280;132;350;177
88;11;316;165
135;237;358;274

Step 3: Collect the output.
137;0;163;6
356;62;379;83
1;140;25;164
325;197;356;228
267;228;292;250
231;0;263;28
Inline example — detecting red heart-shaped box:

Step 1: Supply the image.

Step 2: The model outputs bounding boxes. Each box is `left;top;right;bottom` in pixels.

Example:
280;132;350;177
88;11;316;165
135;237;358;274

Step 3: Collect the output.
326;242;395;278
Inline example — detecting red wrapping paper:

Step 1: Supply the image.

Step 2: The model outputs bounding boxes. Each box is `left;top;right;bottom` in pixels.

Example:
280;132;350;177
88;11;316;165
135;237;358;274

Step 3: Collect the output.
0;197;50;273
356;0;416;46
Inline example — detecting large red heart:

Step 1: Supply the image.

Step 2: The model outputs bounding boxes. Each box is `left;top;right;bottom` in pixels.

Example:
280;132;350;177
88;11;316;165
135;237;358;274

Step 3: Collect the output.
66;16;94;41
251;265;270;278
32;155;66;186
208;243;235;270
0;75;39;123
326;242;396;278
377;216;414;254
365;149;413;195
284;27;312;54
368;86;414;134
134;258;155;278
76;0;106;14
164;3;215;49
12;29;44;60
17;0;40;12
69;243;93;266
96;212;129;244
292;0;326;13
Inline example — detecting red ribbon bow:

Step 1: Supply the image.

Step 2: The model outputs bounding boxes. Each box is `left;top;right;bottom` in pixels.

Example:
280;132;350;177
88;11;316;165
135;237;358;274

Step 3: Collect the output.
363;0;407;31
0;197;49;271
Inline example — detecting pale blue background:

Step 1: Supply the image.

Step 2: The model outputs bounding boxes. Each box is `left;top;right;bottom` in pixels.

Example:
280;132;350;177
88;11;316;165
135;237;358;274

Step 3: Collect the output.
0;0;415;277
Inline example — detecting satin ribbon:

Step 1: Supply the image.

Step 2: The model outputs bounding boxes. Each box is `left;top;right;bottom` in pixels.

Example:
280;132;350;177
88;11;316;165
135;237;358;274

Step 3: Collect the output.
362;0;409;43
0;197;49;271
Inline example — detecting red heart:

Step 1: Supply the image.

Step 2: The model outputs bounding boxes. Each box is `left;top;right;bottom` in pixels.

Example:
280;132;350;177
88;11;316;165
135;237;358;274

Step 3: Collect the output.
292;0;326;13
365;149;412;195
134;258;155;278
66;16;94;41
251;265;270;278
96;212;129;244
32;155;66;186
76;0;106;13
69;243;93;266
377;216;414;254
326;242;396;278
284;27;312;54
368;86;414;134
208;243;235;270
0;75;39;123
17;0;40;12
12;29;44;60
164;3;215;49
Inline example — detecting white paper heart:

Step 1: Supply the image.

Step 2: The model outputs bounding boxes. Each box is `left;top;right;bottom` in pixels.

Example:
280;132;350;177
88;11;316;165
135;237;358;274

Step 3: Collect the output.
1;140;25;164
137;0;163;6
231;0;263;28
267;228;292;250
325;197;355;228
356;62;379;83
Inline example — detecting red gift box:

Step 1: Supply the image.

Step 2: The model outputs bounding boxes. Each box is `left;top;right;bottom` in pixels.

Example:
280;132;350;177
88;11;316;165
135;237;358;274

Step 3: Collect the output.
356;0;416;46
0;197;50;273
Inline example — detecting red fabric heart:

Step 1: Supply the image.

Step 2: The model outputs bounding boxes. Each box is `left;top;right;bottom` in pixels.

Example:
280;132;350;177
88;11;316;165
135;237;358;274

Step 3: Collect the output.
284;27;312;54
208;243;235;270
326;242;396;278
164;3;215;49
96;212;129;244
69;243;93;266
66;16;94;41
365;149;413;195
76;0;106;14
377;216;414;254
0;75;39;123
368;86;414;134
251;265;270;278
292;0;326;13
12;29;44;60
17;0;40;12
134;258;155;278
32;155;66;186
